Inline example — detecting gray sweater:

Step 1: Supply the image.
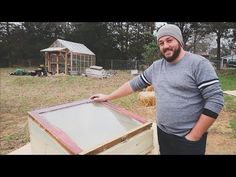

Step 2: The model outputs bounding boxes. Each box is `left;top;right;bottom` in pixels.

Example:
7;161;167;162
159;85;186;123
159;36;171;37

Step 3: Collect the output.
130;52;224;136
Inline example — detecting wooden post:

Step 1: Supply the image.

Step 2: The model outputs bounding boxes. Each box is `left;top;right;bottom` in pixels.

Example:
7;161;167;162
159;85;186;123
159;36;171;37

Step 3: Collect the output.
80;54;81;74
48;53;51;72
65;52;68;75
111;59;113;70
57;53;59;74
70;52;72;74
45;52;47;67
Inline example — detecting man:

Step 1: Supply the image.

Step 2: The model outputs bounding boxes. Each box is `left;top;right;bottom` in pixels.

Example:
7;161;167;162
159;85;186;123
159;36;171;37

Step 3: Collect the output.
90;24;224;155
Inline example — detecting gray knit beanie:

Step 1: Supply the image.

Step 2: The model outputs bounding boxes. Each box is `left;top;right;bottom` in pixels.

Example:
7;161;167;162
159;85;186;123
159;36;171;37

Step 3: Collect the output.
156;24;184;46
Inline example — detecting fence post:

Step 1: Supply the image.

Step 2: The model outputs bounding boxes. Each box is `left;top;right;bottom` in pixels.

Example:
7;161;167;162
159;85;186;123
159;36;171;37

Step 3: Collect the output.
111;60;113;70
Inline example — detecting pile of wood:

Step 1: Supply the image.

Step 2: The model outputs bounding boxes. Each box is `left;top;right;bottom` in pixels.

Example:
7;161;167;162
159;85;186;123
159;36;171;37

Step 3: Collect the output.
130;69;139;76
138;86;156;107
85;66;107;78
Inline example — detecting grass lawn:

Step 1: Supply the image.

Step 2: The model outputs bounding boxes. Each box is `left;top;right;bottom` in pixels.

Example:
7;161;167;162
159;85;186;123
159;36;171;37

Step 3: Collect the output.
0;67;235;154
0;68;155;154
217;69;236;91
217;69;236;136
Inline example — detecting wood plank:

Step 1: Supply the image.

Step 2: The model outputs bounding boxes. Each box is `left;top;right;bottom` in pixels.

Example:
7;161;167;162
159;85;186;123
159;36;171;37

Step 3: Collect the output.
8;143;32;155
28;115;82;154
28;118;71;154
80;122;152;155
99;129;153;154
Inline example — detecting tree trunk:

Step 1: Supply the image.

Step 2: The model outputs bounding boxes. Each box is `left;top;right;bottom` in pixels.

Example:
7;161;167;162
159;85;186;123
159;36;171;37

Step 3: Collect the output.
193;33;197;53
216;32;221;70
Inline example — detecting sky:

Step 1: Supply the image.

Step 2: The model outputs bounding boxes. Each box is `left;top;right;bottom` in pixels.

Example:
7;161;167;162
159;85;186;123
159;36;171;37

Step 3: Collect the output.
154;22;166;36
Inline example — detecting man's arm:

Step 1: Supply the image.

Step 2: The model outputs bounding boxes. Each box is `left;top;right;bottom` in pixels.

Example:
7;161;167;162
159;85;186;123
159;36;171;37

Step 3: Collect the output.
186;59;224;141
185;114;215;141
90;63;154;102
90;81;134;102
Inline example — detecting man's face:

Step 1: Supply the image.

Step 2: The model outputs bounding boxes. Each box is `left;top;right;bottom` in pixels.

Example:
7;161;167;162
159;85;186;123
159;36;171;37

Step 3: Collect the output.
158;36;181;62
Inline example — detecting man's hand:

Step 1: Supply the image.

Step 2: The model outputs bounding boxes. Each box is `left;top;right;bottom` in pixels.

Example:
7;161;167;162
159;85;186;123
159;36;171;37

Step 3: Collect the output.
89;81;134;102
185;133;201;141
185;114;216;142
89;94;110;102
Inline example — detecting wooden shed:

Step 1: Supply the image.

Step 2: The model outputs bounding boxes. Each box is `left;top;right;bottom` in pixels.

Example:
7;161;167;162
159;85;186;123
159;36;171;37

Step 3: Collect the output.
40;39;96;75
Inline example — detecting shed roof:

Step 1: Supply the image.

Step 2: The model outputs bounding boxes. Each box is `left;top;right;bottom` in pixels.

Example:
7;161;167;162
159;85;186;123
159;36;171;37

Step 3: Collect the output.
40;47;68;52
40;39;95;55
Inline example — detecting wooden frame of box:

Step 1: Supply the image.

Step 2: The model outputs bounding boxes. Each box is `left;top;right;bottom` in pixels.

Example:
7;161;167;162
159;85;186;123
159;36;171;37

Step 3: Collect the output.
28;100;154;155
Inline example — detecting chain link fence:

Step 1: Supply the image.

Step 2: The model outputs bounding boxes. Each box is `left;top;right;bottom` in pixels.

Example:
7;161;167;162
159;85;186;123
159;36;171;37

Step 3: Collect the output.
98;59;151;71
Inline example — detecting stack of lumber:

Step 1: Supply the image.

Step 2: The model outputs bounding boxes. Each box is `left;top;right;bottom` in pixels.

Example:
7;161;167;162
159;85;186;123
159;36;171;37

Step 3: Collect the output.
85;66;107;78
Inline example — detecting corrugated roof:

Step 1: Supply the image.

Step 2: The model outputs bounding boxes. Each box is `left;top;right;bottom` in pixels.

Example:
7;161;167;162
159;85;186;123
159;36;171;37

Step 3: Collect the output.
40;47;67;52
55;39;95;55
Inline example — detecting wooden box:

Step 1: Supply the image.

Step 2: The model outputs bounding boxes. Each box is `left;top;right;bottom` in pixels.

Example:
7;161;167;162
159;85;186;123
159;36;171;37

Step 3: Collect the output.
28;100;154;155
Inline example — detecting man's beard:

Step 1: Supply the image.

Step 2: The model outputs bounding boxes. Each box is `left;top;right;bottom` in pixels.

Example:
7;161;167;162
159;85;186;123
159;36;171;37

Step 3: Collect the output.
161;44;181;63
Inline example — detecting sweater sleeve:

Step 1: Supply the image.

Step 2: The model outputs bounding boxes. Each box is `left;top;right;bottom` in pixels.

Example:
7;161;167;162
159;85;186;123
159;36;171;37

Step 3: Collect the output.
195;59;224;118
129;63;153;91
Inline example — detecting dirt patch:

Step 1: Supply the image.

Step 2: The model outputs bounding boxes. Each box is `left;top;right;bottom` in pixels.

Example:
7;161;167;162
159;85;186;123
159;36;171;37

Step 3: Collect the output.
0;113;29;154
206;110;236;154
123;104;236;155
206;133;236;154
